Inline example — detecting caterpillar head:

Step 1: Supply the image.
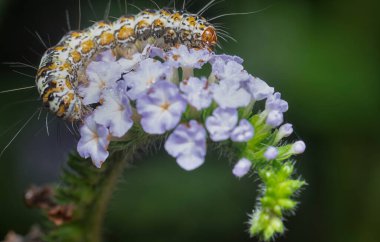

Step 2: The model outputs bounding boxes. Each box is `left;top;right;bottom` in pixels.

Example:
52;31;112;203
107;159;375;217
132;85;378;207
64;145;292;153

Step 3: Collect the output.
201;27;218;47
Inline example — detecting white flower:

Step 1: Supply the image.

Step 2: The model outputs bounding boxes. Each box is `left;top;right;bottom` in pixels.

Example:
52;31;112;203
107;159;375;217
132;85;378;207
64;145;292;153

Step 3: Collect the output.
292;141;306;154
232;158;252;178
123;58;172;100
93;89;133;138
264;146;279;160
231;119;254;142
165;120;207;171
205;107;238;141
180;76;212;110
166;45;211;69
245;76;274;101
212;81;251;109
136;81;187;134
80;61;122;105
77;116;110;168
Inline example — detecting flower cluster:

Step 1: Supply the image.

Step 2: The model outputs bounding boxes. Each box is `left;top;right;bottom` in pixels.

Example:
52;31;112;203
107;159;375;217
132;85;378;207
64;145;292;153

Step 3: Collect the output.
75;44;306;240
76;45;305;171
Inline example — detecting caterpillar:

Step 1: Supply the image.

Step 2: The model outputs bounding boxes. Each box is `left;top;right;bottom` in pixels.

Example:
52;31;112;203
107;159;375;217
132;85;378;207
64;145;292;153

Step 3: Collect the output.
36;8;218;121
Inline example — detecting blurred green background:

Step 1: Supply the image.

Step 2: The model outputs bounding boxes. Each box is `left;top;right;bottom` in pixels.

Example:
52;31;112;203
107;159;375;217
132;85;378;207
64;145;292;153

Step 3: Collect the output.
0;0;379;241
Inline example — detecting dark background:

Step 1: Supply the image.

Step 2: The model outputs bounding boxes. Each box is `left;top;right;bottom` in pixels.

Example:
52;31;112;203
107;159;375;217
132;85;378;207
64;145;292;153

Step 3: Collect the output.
0;0;379;241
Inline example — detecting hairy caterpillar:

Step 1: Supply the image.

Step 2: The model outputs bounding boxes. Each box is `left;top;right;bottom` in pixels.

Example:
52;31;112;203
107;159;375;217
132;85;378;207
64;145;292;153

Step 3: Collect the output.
36;8;218;121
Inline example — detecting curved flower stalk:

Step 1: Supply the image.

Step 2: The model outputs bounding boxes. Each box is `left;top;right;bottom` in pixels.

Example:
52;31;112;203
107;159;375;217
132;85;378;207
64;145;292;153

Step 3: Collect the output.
41;44;306;241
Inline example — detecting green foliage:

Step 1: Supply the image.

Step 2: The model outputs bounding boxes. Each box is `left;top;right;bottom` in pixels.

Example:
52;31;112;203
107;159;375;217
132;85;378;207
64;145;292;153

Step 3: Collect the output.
240;114;306;241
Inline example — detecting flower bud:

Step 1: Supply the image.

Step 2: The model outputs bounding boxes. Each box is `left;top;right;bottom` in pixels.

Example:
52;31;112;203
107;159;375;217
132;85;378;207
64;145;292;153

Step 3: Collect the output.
232;158;252;178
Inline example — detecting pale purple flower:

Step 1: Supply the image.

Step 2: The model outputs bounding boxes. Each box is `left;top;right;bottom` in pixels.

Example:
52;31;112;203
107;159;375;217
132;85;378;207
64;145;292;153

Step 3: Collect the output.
210;54;244;64
80;60;122;105
117;52;143;72
292;141;306;154
212;59;250;83
95;49;116;62
231;119;254;142
244;76;274;101
149;46;166;59
205;107;238;141
279;123;293;138
232;158;252;178
266;110;284;127
164;120;207;171
123;58;172;100
93;90;133;138
180;76;212;110
77;116;110;168
166;45;211;69
137;81;187;134
264;146;279;160
212;81;251;109
266;92;288;113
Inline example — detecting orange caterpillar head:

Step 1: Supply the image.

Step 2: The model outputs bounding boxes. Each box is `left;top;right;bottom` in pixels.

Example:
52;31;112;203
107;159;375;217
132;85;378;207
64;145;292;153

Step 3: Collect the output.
201;27;218;47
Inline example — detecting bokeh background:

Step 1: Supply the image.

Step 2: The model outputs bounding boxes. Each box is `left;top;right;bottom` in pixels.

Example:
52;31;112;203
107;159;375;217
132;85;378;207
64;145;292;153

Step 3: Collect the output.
0;0;379;241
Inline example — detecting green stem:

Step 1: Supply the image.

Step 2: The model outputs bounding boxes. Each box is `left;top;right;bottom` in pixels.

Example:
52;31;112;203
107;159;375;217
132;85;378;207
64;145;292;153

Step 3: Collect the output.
46;130;160;242
85;152;128;242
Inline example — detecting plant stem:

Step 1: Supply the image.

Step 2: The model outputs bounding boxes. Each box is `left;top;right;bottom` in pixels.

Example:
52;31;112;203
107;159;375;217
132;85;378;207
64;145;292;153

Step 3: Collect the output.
85;151;128;242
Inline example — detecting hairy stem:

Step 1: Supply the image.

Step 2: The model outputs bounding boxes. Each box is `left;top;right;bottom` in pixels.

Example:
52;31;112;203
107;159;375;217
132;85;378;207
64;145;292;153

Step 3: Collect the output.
46;130;160;242
85;152;127;242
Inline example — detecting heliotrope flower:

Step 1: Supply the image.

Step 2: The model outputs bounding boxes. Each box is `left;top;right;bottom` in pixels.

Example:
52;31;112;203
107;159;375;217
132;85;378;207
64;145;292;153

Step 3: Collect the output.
136;81;187;134
77;116;110;168
232;158;252;178
80;59;122;105
164;120;207;171
179;76;212;110
93;89;133;138
123;58;172;100
205;107;238;141
73;44;306;241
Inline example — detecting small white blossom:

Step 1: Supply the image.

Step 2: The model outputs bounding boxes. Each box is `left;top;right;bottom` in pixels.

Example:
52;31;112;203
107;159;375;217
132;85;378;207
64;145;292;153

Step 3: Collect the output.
80;61;122;105
123;58;172;100
180;76;212;110
93;90;133;138
212;81;251;109
77;116;110;168
137;81;187;134
205;107;238;141
232;158;252;178
231;119;254;142
292;141;306;154
264;146;279;160
165;120;207;171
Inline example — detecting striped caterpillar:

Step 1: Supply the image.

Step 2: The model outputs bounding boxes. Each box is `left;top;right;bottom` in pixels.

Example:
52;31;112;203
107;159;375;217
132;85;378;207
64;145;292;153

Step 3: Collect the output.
36;8;218;121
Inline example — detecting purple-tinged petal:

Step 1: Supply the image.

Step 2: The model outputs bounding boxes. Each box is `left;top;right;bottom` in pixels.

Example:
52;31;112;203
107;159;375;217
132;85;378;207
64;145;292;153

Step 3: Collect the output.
123;58;172;100
292;141;306;154
165;120;207;171
212;81;251;109
212;59;250;83
232;158;252;178
205;107;238;141
137;81;187;134
77;116;110;168
266;110;284;127
264;146;279;160
95;49;116;62
266;92;289;113
244;76;274;101
180;76;212;110
80;61;122;105
166;45;211;69
93;90;133;138
231;119;254;142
